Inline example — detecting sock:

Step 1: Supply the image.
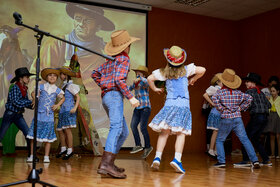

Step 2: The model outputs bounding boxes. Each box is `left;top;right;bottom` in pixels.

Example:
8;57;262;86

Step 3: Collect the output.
61;146;67;153
155;151;162;159
175;152;182;162
67;148;73;155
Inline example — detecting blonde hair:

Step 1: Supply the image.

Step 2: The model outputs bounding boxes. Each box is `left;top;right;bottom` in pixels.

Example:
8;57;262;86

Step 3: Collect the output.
160;63;186;79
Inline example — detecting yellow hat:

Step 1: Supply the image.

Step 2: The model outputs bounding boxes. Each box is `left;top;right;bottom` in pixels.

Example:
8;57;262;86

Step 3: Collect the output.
41;68;60;81
131;65;149;76
163;46;187;67
59;66;76;77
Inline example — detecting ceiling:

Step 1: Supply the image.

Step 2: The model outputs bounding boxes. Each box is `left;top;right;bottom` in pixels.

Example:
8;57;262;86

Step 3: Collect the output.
119;0;280;20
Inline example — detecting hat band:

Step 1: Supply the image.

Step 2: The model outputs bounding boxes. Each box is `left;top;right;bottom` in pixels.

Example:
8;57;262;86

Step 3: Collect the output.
112;38;131;47
167;50;185;64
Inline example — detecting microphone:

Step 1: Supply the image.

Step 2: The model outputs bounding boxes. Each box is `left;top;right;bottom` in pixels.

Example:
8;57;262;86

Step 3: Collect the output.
13;12;23;25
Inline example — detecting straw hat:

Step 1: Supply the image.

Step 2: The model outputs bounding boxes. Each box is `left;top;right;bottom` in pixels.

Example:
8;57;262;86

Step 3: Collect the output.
131;65;149;76
163;46;187;67
216;69;241;89
104;30;140;56
59;66;76;77
41;68;60;81
210;73;222;86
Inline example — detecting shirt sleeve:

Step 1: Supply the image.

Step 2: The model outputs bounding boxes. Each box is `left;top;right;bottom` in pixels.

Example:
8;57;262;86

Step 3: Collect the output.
212;91;224;112
67;84;80;95
91;67;102;87
206;86;218;96
152;69;166;81
240;92;253;111
186;63;196;77
114;57;134;100
10;85;32;108
138;77;149;88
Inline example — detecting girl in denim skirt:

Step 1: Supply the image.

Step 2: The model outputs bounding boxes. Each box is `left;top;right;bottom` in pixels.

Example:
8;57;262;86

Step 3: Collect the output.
56;66;80;160
148;46;206;173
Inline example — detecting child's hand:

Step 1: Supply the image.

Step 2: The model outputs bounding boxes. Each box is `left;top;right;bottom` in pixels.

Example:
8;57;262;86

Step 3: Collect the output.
52;104;59;111
70;107;77;114
189;77;197;86
31;100;35;109
154;88;164;94
129;97;140;108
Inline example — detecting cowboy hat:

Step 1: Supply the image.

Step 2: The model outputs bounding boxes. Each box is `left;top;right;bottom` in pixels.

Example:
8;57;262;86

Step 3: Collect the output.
131;65;149;76
10;67;35;83
41;68;60;81
163;46;187;67
210;73;222;86
216;69;241;89
104;30;140;56
242;72;264;86
59;66;76;77
66;3;114;31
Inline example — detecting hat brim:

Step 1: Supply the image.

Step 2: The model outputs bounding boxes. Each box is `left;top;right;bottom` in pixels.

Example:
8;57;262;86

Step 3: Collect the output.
242;77;264;86
131;69;149;76
217;74;242;89
104;37;140;56
10;73;35;83
60;68;76;77
66;4;115;31
41;69;60;81
163;48;187;66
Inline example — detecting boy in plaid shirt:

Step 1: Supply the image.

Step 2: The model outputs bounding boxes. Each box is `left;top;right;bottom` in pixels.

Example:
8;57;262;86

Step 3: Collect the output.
92;30;140;179
212;69;260;168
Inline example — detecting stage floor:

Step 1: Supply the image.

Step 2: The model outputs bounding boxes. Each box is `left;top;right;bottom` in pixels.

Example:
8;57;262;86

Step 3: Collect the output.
0;151;279;187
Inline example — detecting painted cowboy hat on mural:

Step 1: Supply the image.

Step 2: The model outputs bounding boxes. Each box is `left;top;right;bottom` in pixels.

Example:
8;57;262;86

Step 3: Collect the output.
163;46;187;67
41;68;60;81
66;3;115;31
216;68;242;89
104;30;140;56
210;73;222;86
131;65;149;76
10;67;35;83
59;66;76;77
242;72;264;86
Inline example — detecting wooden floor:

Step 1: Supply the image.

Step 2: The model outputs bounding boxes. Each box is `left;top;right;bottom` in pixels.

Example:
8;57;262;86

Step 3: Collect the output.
0;150;279;187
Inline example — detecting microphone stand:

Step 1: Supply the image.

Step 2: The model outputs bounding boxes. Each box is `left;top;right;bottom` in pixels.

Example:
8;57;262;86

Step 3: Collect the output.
0;12;114;187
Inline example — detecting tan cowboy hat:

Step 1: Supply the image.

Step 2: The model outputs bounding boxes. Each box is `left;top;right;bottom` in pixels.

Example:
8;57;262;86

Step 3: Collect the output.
216;69;241;89
131;65;149;76
41;68;60;81
163;46;187;67
59;66;76;77
104;30;140;56
210;73;222;86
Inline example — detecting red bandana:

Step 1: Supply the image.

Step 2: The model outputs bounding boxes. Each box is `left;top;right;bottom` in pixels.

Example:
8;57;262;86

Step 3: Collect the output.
120;51;130;59
167;50;185;64
16;81;28;97
248;86;261;94
222;85;232;94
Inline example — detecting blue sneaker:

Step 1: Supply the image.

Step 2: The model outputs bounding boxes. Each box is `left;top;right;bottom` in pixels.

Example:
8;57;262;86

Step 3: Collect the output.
170;158;185;174
151;157;161;170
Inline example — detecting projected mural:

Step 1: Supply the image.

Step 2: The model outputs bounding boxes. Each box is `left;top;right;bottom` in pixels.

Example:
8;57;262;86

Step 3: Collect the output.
0;0;146;154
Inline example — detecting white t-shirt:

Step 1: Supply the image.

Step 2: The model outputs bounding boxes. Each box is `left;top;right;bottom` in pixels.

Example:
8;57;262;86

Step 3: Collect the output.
62;80;80;95
152;63;196;81
206;85;221;96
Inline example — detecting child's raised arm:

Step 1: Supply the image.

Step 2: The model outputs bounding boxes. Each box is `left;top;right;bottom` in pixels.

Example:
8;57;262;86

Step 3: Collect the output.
147;74;164;95
203;92;215;107
189;66;206;86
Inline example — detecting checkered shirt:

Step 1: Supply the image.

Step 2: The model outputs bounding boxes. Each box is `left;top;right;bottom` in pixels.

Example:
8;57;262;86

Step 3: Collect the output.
212;88;253;119
5;84;32;113
91;53;133;99
246;88;271;114
129;76;151;109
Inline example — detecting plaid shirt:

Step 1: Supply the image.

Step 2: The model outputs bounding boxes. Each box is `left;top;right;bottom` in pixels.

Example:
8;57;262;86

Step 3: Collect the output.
212;88;253;119
246;88;271;114
129;76;151;109
91;52;133;99
5;84;32;113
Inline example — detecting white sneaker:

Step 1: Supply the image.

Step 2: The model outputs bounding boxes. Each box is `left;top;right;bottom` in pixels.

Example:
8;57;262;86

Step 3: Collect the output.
26;156;33;163
43;156;50;163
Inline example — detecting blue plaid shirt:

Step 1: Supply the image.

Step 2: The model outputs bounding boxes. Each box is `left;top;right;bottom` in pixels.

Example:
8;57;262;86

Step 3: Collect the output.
212;88;253;119
129;76;151;109
5;84;32;113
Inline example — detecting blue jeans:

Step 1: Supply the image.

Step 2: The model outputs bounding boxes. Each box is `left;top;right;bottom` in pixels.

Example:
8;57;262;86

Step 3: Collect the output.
130;107;151;148
242;113;269;162
216;117;258;163
102;91;129;154
0;110;30;155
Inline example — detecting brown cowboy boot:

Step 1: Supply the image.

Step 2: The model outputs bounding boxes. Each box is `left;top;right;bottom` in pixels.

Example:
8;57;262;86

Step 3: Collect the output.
97;151;126;179
112;155;125;173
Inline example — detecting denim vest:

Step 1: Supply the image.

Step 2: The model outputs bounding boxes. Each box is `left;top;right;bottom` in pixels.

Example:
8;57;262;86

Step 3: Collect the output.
38;84;61;116
166;66;189;100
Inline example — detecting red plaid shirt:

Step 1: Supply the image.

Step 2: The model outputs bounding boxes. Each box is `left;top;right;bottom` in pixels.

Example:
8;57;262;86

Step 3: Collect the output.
91;52;133;99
